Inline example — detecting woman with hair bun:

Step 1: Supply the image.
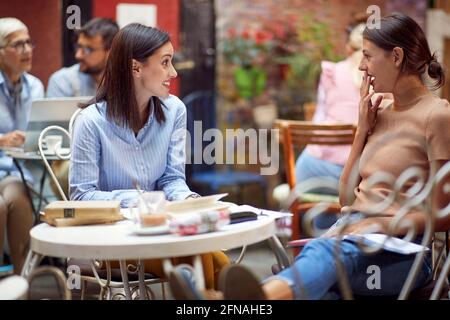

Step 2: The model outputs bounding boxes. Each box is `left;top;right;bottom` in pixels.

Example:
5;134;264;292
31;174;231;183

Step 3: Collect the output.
169;13;450;300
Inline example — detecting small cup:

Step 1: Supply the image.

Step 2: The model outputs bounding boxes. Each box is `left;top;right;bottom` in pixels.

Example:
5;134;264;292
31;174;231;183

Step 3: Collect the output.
137;191;167;227
43;135;63;154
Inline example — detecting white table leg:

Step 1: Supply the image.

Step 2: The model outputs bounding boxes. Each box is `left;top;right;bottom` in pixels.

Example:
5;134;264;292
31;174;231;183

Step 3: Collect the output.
192;255;205;291
162;258;174;276
119;260;132;300
20;250;43;279
137;259;147;300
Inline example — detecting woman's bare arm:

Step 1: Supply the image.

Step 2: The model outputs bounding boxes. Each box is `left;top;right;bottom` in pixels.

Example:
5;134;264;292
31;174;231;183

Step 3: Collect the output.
431;160;450;232
334;160;450;237
339;71;382;206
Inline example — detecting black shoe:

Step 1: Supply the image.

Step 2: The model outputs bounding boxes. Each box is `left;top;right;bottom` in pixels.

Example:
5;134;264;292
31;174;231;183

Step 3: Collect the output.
218;265;266;300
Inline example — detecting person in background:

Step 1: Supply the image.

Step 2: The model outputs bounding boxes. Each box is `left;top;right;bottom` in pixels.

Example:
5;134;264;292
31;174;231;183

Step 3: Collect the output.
291;21;366;230
69;23;229;290
46;18;119;198
0;17;44;274
295;22;365;194
47;18;119;97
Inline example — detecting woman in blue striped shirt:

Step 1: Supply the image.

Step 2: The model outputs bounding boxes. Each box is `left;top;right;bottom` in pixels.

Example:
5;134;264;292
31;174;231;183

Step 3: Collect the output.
69;23;229;289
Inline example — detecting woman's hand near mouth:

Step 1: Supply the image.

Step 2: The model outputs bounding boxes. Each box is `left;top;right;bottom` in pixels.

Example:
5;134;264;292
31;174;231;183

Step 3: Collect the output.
358;71;383;136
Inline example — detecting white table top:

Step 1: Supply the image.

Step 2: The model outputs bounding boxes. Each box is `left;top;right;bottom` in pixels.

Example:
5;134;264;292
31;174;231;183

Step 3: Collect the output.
30;218;276;260
5;149;70;161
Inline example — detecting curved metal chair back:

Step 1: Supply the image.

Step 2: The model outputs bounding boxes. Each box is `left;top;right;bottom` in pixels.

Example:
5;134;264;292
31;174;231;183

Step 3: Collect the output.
27;266;71;300
38;107;82;201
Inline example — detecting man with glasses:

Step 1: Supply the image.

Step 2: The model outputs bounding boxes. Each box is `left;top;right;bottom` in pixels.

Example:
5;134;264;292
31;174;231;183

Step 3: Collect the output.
0;17;44;275
46;18;118;199
47;18;119;97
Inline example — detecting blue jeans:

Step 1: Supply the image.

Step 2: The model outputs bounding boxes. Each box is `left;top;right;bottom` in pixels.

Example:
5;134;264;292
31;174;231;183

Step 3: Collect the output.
271;237;432;300
295;151;343;194
295;151;343;229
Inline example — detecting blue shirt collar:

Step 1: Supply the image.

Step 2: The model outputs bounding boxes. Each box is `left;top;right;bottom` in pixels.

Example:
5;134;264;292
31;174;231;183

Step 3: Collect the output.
0;71;31;97
96;97;157;132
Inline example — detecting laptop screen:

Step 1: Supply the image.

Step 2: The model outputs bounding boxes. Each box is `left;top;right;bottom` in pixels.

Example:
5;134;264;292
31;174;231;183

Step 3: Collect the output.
24;97;92;152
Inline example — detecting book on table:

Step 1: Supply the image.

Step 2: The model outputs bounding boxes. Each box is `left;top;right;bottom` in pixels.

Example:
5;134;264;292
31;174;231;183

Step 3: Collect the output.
41;200;123;227
165;193;230;215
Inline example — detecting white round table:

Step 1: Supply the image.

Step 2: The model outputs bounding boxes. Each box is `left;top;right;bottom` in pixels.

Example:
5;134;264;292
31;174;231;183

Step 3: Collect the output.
29;218;276;260
5;149;69;161
22;217;287;299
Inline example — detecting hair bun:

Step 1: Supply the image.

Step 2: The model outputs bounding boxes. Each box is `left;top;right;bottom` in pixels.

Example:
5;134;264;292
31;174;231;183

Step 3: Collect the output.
427;53;445;90
428;59;442;77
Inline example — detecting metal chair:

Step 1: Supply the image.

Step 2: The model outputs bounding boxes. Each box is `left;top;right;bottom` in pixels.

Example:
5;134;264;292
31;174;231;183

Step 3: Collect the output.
272;157;450;300
0;266;71;300
27;266;71;300
183;91;268;206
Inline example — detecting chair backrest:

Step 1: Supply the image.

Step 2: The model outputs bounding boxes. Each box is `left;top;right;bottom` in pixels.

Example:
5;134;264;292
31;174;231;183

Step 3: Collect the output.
38;108;82;201
182;90;217;177
274;119;356;189
27;266;71;300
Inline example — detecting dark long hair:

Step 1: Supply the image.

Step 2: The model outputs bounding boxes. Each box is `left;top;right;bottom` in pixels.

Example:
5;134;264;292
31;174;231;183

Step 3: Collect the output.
363;13;445;90
84;23;169;131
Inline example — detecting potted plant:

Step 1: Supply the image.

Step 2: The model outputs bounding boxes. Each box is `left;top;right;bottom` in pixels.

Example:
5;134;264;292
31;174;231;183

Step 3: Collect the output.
222;28;273;99
270;14;343;119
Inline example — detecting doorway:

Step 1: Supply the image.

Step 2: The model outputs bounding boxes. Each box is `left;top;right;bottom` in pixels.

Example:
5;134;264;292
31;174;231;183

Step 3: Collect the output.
178;0;216;98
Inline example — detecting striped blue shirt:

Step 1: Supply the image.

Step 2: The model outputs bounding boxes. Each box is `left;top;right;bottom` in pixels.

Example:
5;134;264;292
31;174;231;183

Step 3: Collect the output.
0;71;44;182
69;95;195;207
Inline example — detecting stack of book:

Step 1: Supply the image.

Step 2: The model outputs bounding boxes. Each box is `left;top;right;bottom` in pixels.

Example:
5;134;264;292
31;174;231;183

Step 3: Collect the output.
41;201;123;227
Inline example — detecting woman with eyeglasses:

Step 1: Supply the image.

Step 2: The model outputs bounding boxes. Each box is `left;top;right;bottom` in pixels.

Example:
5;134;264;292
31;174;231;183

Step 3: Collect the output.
69;23;229;289
0;18;44;274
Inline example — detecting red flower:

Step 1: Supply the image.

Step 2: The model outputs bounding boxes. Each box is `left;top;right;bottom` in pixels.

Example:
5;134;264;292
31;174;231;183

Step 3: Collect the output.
241;30;251;39
227;28;237;39
254;30;273;45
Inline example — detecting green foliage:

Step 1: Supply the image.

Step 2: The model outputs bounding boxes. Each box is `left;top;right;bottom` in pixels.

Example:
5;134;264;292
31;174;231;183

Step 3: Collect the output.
222;29;273;67
275;14;343;92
